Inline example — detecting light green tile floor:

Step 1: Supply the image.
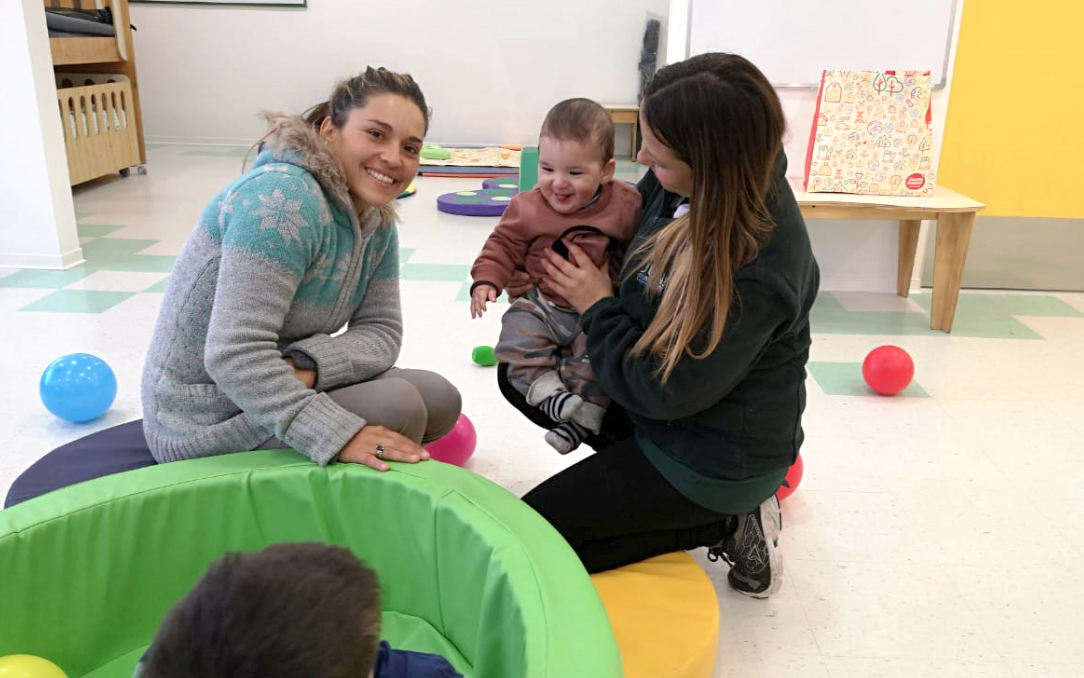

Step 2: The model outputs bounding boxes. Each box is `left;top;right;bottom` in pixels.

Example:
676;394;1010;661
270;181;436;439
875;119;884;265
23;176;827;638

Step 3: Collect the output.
808;361;929;398
811;291;1083;340
20;290;135;314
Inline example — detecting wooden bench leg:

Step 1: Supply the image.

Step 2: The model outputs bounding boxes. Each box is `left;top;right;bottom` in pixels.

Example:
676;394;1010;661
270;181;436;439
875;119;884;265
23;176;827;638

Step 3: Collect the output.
897;219;921;297
930;211;976;332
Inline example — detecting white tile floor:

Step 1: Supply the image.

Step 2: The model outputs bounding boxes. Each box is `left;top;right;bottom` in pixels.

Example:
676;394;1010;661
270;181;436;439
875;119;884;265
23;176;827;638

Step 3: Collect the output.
3;146;1084;677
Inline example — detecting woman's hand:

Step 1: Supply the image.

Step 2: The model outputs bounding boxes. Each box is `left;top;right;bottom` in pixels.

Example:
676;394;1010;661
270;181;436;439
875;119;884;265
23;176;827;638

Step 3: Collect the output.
338;425;430;472
283;357;316;389
541;242;614;314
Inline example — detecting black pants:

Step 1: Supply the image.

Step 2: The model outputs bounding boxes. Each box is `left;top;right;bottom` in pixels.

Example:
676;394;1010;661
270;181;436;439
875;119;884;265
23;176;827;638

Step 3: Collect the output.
499;363;734;573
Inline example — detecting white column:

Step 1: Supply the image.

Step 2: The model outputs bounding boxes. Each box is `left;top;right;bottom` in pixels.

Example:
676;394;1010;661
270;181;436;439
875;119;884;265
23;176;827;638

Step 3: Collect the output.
0;0;83;269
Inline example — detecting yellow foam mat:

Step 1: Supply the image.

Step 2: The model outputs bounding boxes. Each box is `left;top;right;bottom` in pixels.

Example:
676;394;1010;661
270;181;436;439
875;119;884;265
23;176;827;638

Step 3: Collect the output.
591;552;719;678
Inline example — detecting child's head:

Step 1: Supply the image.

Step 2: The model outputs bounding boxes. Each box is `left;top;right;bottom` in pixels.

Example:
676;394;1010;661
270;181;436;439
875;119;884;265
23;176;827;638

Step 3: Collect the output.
537;98;617;214
141;543;382;678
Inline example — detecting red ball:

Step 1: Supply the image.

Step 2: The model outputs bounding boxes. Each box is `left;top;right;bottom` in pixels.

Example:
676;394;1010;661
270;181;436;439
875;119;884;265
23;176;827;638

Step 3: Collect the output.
862;345;915;395
424;413;477;467
777;454;804;501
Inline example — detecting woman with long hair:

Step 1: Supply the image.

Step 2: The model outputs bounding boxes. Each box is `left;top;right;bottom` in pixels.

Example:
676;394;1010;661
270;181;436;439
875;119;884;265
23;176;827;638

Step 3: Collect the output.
499;53;820;598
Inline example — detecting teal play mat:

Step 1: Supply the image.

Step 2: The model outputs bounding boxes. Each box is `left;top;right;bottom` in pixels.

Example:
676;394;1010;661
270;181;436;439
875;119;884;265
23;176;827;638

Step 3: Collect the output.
0;450;622;677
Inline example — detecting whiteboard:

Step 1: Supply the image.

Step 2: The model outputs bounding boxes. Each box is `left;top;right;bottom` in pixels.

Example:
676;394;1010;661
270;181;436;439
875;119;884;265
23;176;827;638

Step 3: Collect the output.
686;0;958;88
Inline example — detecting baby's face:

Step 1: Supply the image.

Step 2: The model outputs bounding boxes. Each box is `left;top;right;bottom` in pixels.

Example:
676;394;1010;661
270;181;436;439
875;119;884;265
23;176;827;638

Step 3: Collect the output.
537;135;615;214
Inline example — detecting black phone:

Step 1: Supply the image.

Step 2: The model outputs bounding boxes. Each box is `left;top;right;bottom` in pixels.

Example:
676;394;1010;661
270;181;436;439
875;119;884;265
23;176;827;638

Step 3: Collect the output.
551;238;571;261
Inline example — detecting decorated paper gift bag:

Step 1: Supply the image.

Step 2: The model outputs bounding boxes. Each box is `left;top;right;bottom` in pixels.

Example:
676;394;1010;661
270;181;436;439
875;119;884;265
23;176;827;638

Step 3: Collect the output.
804;70;936;197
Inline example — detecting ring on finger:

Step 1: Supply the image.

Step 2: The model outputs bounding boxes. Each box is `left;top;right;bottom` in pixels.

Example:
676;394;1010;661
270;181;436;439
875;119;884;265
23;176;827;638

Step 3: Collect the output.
375;443;385;460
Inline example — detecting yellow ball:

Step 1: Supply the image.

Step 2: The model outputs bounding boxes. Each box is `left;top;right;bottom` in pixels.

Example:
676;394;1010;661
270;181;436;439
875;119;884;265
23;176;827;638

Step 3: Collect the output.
0;656;69;678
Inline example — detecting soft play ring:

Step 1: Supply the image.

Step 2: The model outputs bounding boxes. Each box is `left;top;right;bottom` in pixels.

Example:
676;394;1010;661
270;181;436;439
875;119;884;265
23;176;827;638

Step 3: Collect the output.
482;177;520;191
0;450;622;678
436;188;516;217
592;552;720;678
398;182;417;199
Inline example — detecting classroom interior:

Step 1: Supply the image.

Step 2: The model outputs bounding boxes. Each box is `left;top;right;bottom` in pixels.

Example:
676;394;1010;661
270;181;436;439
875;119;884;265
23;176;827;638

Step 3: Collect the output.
3;0;1084;676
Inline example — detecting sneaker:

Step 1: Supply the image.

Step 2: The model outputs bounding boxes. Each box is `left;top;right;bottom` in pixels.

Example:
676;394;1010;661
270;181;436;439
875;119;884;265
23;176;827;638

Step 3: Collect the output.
707;494;783;598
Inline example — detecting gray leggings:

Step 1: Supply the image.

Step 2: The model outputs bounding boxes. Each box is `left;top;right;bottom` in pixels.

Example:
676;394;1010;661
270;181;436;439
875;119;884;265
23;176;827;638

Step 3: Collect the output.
495;287;610;408
259;367;461;447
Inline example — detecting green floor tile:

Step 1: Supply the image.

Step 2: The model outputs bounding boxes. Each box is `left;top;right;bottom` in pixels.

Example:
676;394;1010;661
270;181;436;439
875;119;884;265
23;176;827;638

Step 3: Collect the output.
75;211;94;222
144;277;171;293
399;247;416;264
808;361;929;398
400;263;471;282
0;267;93;289
77;224;126;238
20;290;135;313
146;143;168;151
911;292;1084;319
810;292;1048;340
81;237;158;264
103;255;177;273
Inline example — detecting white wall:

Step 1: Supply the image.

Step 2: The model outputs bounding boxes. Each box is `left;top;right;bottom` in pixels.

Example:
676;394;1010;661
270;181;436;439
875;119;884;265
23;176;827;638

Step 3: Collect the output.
127;0;963;294
1;0;82;269
130;0;667;146
665;0;964;293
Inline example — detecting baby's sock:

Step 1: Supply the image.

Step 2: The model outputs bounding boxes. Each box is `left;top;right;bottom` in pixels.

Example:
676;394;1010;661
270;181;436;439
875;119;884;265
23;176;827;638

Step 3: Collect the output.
538;391;584;423
545;421;590;454
570;400;606;433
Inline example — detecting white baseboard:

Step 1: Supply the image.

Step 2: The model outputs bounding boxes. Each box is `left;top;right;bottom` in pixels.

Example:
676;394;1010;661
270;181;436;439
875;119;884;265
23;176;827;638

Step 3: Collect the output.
0;246;84;270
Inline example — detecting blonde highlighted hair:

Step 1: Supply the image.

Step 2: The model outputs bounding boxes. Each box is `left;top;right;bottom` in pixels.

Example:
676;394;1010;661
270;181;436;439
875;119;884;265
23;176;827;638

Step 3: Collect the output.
631;53;785;383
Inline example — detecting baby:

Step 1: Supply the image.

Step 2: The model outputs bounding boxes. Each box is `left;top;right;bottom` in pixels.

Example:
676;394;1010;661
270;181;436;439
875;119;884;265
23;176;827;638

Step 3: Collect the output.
471;98;641;453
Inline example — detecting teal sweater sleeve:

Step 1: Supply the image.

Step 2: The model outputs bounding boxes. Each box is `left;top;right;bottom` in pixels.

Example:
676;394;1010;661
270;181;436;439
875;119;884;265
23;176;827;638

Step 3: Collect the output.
580;276;791;421
205;171;365;464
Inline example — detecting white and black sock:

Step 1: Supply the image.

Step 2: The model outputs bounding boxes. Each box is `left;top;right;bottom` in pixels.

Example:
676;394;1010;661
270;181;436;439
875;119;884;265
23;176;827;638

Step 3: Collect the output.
544;421;590;454
538;391;583;423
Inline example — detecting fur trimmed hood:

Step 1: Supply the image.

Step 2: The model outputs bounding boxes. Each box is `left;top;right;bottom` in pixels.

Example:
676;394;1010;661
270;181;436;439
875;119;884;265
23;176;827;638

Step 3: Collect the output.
257;112;396;228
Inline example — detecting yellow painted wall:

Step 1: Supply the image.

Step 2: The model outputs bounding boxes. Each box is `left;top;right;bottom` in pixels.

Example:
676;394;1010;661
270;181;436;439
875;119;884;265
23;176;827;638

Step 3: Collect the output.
938;0;1084;218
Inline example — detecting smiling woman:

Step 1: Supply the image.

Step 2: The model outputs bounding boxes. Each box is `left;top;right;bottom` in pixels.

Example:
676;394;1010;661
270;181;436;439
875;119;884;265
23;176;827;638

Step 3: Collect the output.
140;66;459;472
6;68;463;506
308;73;429;212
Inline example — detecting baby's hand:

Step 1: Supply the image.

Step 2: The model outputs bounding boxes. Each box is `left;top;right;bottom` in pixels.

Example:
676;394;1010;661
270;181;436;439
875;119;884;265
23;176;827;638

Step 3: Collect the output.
471;285;497;319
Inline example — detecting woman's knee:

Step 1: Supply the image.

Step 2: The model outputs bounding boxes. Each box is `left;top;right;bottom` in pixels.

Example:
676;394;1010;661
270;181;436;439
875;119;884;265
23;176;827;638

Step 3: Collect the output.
330;378;428;443
407;371;462;443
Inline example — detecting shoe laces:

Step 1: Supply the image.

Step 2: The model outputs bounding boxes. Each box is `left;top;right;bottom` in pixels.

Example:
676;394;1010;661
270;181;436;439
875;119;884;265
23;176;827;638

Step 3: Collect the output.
706;542;733;565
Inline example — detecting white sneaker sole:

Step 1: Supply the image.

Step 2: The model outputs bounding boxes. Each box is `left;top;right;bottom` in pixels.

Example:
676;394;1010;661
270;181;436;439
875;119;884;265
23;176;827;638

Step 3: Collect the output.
734;495;784;599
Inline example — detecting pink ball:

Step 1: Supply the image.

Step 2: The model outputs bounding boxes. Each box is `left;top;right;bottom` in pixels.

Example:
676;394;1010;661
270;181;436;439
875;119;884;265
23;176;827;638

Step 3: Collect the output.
862;345;915;395
424;413;477;466
776;454;804;501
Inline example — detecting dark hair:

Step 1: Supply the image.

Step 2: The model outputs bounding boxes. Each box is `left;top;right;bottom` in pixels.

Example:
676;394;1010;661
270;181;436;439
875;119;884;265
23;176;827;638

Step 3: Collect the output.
303;66;430;134
141;543;382;678
633;53;786;382
540;98;615;163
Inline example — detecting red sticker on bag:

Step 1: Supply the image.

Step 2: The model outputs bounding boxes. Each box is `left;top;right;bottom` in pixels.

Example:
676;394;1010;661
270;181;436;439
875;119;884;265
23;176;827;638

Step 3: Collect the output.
905;173;926;190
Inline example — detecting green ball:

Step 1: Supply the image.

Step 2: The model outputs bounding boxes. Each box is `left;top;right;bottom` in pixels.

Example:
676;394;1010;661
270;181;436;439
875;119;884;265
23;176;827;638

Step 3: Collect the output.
472;345;497;367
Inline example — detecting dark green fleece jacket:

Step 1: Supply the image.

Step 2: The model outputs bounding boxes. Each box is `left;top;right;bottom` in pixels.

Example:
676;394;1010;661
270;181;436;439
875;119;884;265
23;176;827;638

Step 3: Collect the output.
580;155;820;513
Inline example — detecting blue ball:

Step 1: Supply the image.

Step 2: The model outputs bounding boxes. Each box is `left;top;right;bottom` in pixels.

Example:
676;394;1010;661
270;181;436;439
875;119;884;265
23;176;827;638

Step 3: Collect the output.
39;353;117;423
